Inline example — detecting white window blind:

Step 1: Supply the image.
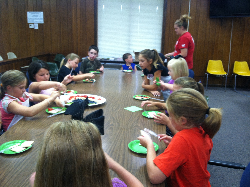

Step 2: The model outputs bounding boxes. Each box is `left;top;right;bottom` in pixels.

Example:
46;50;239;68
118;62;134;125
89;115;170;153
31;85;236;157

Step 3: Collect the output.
98;0;164;58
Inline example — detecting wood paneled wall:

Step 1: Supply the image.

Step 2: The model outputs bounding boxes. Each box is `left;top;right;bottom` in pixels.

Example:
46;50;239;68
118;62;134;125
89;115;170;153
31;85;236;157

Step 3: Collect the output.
0;0;96;61
162;0;250;85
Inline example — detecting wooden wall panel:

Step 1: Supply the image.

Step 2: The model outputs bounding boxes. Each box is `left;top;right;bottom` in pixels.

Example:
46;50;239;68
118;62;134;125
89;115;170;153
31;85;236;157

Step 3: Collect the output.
0;0;95;66
162;0;250;86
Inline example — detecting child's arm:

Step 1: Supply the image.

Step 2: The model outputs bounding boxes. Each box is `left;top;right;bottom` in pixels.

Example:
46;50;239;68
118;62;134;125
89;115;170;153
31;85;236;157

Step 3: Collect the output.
121;66;123;70
105;152;144;187
29;81;66;94
142;70;161;91
7;92;61;117
141;101;166;109
138;135;167;184
134;65;137;71
71;73;95;82
61;74;74;85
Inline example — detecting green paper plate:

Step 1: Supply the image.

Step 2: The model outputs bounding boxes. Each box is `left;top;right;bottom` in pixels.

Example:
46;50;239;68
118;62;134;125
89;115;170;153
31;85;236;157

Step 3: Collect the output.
89;71;101;74
128;140;159;154
63;90;77;95
46;107;67;114
0;140;32;154
133;95;150;101
83;79;96;83
142;111;161;118
123;70;133;72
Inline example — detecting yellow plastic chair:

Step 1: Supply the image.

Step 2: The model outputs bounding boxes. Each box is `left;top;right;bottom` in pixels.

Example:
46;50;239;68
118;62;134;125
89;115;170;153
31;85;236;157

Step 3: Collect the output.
7;52;17;59
232;61;250;90
205;60;227;90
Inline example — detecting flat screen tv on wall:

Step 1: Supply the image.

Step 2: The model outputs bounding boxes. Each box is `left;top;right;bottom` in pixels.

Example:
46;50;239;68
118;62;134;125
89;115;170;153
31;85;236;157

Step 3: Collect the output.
210;0;250;18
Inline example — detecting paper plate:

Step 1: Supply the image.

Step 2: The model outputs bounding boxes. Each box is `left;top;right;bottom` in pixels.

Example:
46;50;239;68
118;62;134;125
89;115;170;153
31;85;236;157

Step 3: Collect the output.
61;94;106;107
89;71;101;74
133;95;150;101
83;79;96;83
46;107;67;114
128;140;159;154
141;74;144;77
63;90;77;95
0;140;32;154
142;111;161;118
123;70;133;72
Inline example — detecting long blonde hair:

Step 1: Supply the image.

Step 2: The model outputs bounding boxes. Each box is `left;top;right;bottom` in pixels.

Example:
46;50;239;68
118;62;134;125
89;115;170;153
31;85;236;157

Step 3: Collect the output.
34;120;112;187
167;58;189;80
166;88;222;138
139;49;164;69
59;53;80;69
175;14;191;30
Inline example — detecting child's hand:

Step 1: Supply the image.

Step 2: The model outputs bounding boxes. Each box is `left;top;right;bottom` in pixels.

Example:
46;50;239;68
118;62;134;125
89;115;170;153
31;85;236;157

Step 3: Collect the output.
141;101;154;107
153;113;170;125
104;152;115;170
50;91;60;99
129;66;132;70
150;90;161;97
87;73;95;78
158;134;172;146
99;66;104;72
55;83;67;92
137;133;152;148
54;97;65;107
62;74;74;85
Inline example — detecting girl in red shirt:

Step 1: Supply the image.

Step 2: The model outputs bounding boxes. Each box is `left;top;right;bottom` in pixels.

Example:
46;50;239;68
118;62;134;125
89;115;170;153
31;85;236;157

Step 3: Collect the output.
138;88;222;187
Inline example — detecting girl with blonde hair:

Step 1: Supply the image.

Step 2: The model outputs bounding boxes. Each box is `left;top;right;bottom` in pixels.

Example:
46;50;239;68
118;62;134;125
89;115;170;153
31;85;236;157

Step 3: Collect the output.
57;53;95;84
30;120;143;187
165;14;195;69
138;88;222;186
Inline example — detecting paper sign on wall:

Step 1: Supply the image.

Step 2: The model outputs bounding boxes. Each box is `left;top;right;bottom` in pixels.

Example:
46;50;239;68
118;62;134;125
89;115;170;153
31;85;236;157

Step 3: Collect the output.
27;12;44;24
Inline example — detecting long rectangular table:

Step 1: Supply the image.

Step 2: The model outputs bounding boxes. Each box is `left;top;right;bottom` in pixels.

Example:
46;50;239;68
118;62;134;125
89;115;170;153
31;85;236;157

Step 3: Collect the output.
0;70;166;187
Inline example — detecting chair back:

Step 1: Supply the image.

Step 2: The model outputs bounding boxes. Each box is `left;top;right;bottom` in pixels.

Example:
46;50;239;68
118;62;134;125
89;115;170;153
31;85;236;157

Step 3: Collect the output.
32;57;39;62
0;55;3;61
46;62;59;76
207;60;226;75
7;52;17;59
233;61;250;76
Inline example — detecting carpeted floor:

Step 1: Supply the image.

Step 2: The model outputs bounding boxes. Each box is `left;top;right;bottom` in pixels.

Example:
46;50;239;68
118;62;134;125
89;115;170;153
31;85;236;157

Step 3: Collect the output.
205;86;250;187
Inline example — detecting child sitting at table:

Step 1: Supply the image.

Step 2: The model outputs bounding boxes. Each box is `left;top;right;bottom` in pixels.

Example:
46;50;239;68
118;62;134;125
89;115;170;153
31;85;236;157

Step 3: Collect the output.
155;57;189;95
139;49;170;98
28;60;72;95
142;77;205;136
30;120;143;187
138;88;222;186
80;45;104;73
0;70;62;132
121;53;137;71
57;53;95;84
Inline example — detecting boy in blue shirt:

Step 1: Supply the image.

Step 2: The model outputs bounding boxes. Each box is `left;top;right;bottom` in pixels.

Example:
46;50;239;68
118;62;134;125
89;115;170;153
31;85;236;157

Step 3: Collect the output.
121;53;137;71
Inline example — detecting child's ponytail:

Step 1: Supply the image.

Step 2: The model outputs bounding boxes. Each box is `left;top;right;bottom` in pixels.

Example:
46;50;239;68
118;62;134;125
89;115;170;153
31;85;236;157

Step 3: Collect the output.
202;108;222;138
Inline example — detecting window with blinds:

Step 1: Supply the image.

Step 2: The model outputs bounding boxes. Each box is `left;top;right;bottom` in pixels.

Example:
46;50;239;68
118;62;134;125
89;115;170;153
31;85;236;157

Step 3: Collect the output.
98;0;164;58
